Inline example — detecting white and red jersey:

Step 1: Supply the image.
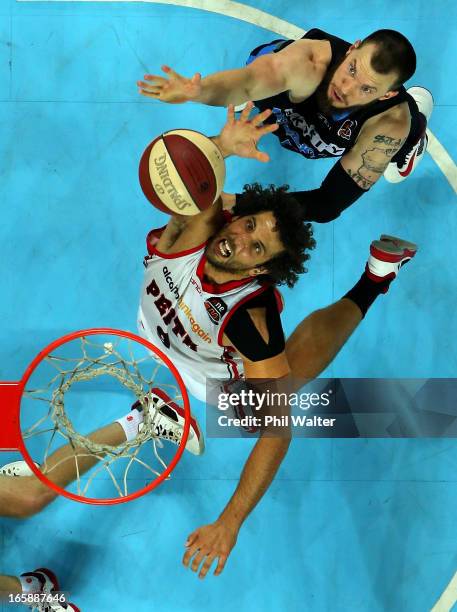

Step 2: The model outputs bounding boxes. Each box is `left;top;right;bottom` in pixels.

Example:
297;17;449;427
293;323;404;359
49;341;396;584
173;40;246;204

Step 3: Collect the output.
137;229;278;402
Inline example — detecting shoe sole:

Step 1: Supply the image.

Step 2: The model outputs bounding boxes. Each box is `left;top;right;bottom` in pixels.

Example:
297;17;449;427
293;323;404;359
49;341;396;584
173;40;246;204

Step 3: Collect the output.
370;242;416;263
150;388;205;455
384;86;432;184
379;235;418;252
370;236;417;264
407;86;434;120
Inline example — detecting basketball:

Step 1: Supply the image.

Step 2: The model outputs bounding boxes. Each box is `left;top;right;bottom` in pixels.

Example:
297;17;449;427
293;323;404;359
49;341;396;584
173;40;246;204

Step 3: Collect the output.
139;129;226;216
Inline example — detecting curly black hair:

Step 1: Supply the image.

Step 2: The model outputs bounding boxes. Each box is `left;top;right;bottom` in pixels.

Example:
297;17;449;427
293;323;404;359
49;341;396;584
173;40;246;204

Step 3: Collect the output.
232;183;316;288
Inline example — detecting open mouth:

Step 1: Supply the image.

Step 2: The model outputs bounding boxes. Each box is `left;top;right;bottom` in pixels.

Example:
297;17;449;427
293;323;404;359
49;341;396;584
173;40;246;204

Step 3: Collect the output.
218;238;232;258
332;86;344;103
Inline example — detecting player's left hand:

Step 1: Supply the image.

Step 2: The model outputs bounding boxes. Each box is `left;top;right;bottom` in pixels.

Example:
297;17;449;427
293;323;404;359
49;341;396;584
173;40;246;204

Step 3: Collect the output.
217;102;278;162
182;519;238;578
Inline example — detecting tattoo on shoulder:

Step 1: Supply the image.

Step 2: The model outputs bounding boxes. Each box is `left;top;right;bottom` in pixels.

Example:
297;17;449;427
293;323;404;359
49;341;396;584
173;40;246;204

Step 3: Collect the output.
373;134;404;147
346;132;407;190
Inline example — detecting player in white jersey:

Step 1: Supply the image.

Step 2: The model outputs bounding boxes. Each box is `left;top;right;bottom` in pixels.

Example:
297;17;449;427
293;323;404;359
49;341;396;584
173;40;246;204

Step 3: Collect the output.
138;212;291;400
0;105;418;580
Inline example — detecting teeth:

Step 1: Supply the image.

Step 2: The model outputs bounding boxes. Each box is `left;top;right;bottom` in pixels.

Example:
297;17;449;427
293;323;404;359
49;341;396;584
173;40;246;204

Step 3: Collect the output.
219;239;231;257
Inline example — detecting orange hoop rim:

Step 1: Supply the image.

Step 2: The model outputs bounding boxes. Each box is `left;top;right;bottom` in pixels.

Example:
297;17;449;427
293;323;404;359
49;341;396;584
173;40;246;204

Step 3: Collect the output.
17;328;191;505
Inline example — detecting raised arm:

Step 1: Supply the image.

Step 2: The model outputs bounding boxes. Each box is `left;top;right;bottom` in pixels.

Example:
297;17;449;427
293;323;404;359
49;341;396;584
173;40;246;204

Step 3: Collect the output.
182;358;291;579
138;39;324;107
182;297;291;579
183;427;290;578
155;104;279;254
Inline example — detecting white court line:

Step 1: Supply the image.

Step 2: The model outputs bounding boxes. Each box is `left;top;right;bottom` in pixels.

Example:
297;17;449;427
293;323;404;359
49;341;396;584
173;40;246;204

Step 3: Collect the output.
17;0;305;39
427;129;457;194
16;0;457;195
431;571;457;612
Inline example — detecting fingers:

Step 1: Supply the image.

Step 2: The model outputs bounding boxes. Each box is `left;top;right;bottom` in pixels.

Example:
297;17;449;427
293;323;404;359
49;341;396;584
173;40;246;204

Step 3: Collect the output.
259;122;279;136
138;90;160;99
185;530;198;547
183;528;201;567
138;68;198;102
251;107;272;126
199;554;217;579
236;104;278;136
190;549;206;572
183;546;219;579
182;529;227;579
263;121;279;132
161;65;180;78
239;100;255;121
137;76;167;98
238;103;271;125
183;542;209;575
138;89;163;99
214;554;228;576
256;151;270;163
137;82;162;94
183;542;199;568
141;74;168;85
226;104;236;126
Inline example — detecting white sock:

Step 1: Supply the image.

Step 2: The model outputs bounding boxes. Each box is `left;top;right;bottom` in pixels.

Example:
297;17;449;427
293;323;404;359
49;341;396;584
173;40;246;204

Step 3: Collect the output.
19;573;43;594
116;407;144;442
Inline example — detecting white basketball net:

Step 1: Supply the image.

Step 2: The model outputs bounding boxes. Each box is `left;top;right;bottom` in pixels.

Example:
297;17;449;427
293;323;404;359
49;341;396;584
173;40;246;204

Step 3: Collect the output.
22;334;183;499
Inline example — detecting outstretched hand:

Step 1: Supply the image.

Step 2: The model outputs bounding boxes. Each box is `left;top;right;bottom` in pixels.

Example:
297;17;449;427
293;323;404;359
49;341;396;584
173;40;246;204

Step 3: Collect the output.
182;520;238;579
137;65;201;104
217;102;278;162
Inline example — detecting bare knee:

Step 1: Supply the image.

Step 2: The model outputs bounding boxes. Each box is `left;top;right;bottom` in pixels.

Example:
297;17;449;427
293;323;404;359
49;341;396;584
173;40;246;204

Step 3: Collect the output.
286;311;323;363
7;478;57;519
14;495;51;519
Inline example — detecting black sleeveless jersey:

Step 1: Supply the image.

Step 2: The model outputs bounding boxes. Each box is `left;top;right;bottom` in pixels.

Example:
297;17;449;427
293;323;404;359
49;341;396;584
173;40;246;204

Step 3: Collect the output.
251;28;418;160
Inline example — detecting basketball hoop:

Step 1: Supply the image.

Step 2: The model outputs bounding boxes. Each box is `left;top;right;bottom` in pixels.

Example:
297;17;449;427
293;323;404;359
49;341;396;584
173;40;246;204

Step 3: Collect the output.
0;328;191;505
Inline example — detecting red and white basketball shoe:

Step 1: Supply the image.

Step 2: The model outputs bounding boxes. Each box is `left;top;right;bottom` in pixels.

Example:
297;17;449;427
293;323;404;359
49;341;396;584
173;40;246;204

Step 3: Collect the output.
133;388;204;455
366;235;418;292
384;86;434;183
20;568;80;611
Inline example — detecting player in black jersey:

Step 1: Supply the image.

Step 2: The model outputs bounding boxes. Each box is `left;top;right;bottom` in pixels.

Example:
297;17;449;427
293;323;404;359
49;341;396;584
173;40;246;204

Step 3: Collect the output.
138;28;433;222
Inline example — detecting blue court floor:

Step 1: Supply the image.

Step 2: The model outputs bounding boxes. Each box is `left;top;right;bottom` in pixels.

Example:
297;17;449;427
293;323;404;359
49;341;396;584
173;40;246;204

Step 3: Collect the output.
1;1;457;611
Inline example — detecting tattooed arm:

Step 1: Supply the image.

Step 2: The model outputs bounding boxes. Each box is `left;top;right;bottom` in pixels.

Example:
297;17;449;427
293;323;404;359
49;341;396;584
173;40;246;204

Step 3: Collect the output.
340;106;410;190
227;105;411;223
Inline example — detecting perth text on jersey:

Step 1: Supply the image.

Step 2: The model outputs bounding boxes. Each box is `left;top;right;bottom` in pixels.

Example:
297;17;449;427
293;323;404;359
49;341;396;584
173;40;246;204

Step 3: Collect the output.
146;277;212;351
162;266;211;343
